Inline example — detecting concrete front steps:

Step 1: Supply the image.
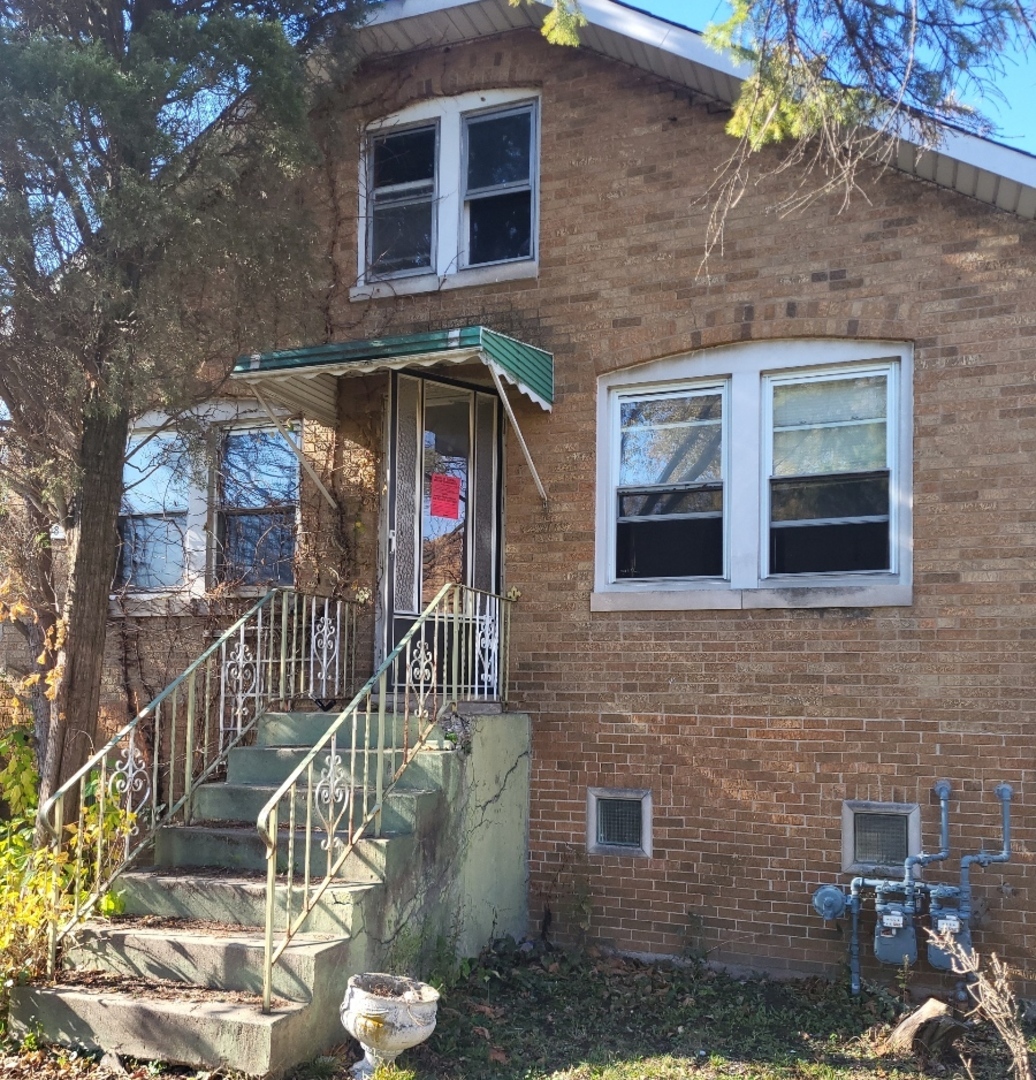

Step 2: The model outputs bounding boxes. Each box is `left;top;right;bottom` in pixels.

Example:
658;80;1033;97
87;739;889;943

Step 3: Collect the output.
10;709;461;1078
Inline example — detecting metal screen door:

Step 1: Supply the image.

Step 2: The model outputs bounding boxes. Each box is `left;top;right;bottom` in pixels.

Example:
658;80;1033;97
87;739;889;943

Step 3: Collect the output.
385;373;501;664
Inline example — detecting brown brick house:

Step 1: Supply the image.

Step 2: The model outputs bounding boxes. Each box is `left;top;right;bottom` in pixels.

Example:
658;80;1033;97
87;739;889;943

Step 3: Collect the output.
115;0;1036;991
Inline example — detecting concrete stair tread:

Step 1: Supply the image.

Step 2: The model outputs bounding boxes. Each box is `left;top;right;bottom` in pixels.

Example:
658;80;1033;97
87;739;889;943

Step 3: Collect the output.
197;780;441;794
161;822;409;840
33;970;299;1010
80;918;343;948
66;922;356;1004
118;867;375;891
113;867;377;936
11;981;311;1076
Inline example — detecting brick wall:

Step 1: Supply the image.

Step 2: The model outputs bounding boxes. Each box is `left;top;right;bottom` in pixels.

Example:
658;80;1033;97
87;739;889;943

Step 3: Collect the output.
293;30;1036;985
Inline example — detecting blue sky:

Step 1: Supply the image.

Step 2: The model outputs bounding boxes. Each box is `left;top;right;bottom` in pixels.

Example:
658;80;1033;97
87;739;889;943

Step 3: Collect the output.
636;0;1036;156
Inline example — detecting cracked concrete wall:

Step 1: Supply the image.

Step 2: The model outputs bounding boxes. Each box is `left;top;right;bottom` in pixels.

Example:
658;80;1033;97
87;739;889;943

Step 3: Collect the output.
365;714;531;971
452;715;532;955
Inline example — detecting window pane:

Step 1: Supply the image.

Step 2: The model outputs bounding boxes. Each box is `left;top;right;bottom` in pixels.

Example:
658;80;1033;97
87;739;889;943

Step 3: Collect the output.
222;430;299;509
854;813;908;865
619;486;722;519
774;421;887;476
770;521;890;574
770;473;889;523
220;428;298;586
772;375;887;477
617;517;723;579
466;111;531;190
370;200;434;274
468;190;531;265
118;514;187;590
222;511;295;586
422;388;470;605
120;433;192;589
373;127;436;188
597;798;642;847
620;393;722;487
773;374;886;429
122;433;191;515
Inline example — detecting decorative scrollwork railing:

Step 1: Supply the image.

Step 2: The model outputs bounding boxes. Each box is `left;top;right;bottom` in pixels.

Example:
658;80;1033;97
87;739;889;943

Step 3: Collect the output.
39;588;357;974
257;584;512;1012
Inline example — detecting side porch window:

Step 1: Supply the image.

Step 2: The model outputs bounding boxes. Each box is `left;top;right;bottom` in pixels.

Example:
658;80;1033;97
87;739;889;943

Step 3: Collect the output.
116;416;300;596
118;431;194;591
217;427;300;587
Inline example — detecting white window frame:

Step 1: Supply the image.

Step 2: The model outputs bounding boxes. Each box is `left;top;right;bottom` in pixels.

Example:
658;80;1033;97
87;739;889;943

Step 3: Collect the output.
842;799;921;875
113;403;300;606
613;379;729;582
587;787;653;858
353;89;540;300
592;339;913;611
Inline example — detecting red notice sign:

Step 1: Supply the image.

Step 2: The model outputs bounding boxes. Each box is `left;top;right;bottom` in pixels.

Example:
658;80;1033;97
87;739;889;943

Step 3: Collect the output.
430;473;461;519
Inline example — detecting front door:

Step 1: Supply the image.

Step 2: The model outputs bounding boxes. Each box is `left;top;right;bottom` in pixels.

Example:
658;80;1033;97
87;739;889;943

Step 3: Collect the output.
385;372;502;660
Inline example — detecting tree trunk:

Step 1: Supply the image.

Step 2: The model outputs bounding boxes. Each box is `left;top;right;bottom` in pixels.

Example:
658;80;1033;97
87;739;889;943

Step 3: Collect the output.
37;404;130;826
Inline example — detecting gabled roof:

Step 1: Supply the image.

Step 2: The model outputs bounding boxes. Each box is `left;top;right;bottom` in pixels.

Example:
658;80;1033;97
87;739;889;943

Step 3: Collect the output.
355;0;1036;220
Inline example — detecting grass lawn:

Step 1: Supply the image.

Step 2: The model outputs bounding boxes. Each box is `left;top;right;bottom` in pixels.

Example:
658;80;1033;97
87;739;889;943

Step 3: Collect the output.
1;943;1028;1079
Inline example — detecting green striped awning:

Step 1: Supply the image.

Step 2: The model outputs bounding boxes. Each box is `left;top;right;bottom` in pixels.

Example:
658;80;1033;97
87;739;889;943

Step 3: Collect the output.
232;326;553;426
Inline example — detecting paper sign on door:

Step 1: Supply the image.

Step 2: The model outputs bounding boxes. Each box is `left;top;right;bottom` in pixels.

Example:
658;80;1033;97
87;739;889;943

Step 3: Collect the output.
430;473;461;519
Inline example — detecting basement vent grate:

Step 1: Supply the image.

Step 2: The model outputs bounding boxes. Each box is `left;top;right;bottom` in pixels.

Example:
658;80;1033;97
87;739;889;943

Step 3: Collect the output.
854;812;909;866
597;798;643;848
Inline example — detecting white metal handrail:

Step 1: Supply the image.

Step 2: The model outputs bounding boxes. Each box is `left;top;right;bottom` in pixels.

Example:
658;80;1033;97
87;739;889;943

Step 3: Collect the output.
257;583;512;1012
39;588;356;974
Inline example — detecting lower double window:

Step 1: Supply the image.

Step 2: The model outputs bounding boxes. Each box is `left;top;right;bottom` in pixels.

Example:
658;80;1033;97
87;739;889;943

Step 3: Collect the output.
595;340;912;609
117;420;300;595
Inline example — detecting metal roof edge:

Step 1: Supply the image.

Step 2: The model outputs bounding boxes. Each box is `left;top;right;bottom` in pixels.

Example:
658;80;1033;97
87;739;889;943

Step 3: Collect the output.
357;0;1036;218
232;326;554;409
362;0;744;80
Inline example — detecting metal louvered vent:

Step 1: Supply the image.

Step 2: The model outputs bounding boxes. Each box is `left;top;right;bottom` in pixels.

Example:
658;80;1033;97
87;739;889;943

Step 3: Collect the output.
597;798;643;848
854;812;908;865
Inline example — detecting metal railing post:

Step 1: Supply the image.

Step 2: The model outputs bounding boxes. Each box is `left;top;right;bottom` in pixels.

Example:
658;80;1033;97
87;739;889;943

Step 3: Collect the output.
450;586;461;702
279;590;290;703
376;669;387;838
263;803;279;1014
46;795;64;977
184;673;197;824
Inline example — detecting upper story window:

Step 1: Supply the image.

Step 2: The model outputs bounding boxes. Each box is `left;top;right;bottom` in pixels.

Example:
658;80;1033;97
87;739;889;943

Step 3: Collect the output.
355;90;539;299
463;105;534;266
369;125;437;276
592;340;913;611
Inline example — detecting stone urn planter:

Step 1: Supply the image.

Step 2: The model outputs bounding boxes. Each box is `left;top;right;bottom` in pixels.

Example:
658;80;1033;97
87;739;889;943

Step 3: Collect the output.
340;972;440;1078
